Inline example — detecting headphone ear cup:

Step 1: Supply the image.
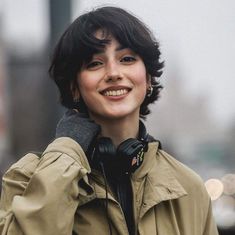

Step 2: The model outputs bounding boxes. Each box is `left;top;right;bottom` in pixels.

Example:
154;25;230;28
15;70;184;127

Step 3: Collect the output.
117;138;145;172
117;138;144;157
92;137;116;165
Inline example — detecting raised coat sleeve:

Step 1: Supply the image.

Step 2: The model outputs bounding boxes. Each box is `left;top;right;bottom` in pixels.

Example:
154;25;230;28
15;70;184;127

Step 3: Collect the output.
0;137;92;235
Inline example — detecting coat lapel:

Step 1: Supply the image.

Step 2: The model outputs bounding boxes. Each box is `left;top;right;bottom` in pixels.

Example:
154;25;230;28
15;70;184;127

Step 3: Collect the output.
131;142;187;219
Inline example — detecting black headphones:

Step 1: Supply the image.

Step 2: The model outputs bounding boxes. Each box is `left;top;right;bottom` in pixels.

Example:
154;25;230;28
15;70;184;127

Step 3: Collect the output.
89;121;151;175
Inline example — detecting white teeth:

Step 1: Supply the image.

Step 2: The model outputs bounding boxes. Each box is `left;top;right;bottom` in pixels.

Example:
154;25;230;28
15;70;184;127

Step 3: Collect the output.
103;89;128;96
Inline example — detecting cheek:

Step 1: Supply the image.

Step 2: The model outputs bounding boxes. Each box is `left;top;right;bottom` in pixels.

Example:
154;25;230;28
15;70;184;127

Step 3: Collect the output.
132;65;148;88
76;73;102;110
77;74;91;90
77;72;98;96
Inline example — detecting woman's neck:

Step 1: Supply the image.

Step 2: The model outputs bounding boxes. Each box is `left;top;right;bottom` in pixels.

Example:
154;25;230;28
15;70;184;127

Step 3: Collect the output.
90;115;140;147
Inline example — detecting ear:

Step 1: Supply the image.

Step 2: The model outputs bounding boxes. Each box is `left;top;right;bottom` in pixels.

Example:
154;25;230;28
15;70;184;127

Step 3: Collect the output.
146;74;152;89
70;80;80;100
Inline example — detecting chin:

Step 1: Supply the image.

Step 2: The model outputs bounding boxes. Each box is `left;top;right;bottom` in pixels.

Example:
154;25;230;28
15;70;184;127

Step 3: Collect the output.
89;104;140;121
100;108;139;120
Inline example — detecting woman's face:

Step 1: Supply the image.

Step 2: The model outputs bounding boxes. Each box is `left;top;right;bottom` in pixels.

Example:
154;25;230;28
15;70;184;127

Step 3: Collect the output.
77;34;149;122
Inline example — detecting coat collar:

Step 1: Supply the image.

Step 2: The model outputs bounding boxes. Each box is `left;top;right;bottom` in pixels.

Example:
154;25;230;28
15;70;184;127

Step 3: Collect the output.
132;142;188;218
76;141;188;214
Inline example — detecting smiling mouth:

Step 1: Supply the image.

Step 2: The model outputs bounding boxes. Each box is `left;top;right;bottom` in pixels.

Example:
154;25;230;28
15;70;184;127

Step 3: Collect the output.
101;88;131;97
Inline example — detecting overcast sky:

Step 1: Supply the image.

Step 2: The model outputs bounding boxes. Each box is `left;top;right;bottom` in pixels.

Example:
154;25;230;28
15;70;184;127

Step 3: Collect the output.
1;0;235;125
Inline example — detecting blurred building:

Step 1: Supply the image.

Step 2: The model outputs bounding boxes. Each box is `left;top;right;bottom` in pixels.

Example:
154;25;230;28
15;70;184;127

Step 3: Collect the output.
0;0;71;174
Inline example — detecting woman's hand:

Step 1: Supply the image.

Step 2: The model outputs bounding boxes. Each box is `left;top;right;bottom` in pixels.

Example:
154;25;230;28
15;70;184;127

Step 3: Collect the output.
55;109;100;152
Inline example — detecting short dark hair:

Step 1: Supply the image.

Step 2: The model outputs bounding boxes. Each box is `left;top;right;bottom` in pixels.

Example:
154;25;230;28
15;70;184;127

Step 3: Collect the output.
49;6;164;118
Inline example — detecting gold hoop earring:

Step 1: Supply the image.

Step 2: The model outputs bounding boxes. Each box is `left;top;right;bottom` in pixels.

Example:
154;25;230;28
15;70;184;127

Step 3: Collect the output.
147;86;153;97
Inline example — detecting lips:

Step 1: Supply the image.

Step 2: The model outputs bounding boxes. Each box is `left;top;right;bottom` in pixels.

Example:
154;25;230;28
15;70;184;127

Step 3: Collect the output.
99;86;132;97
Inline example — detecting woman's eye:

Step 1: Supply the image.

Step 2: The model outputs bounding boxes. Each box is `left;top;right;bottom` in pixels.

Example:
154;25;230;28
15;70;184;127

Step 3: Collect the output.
86;61;102;69
121;56;136;63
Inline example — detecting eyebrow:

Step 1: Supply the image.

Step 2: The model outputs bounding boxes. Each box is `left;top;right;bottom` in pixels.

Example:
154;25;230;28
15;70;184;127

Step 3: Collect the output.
115;45;126;51
95;44;127;55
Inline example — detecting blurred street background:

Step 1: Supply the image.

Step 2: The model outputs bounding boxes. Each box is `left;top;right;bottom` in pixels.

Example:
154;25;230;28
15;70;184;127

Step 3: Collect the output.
0;0;234;234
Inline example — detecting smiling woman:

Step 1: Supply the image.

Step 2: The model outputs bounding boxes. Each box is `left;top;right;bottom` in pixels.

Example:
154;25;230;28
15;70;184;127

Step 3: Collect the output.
49;7;163;119
0;6;218;235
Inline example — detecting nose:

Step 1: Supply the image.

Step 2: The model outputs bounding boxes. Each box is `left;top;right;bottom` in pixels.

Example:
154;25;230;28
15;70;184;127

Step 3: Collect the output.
104;61;122;82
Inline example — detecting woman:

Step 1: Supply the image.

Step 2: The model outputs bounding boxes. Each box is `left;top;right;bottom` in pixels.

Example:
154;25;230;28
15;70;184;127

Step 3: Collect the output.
0;6;218;235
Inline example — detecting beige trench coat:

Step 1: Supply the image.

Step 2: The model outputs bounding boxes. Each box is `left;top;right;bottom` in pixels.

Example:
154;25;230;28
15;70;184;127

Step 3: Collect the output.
0;137;219;235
